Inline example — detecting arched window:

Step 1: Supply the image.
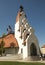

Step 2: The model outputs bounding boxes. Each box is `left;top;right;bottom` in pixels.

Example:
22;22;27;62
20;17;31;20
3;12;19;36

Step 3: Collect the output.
26;33;29;38
23;28;26;32
30;43;37;56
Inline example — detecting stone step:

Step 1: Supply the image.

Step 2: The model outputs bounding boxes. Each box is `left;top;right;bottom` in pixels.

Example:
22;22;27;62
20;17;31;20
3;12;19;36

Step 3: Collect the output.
24;56;41;61
0;54;23;60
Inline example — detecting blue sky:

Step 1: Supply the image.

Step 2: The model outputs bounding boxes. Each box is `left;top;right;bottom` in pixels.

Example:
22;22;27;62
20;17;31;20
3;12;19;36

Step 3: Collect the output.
0;0;45;47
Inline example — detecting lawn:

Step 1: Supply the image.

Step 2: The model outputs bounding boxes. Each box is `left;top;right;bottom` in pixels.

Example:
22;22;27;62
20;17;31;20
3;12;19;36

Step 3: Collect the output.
0;61;45;65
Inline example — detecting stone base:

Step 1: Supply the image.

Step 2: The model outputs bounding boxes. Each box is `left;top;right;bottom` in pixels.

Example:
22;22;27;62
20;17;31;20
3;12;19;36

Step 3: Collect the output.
23;56;41;61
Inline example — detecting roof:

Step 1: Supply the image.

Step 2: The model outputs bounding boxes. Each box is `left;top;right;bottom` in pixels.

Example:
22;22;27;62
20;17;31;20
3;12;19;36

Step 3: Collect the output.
16;11;21;22
0;33;19;48
41;45;45;48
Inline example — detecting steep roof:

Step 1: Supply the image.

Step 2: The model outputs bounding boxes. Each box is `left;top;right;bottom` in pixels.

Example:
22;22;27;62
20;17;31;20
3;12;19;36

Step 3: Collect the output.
0;33;19;48
41;45;45;48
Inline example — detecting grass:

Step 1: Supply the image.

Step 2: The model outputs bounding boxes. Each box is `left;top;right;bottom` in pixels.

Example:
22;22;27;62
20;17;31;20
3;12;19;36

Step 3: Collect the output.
0;61;45;65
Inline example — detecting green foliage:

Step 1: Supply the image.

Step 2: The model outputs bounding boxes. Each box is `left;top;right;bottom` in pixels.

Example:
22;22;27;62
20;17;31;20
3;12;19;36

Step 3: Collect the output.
1;40;5;47
0;40;5;56
2;33;6;37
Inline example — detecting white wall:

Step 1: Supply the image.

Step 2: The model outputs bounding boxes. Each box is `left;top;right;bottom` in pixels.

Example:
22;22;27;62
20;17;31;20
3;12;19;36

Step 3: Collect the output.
5;48;18;54
23;43;28;59
41;48;45;55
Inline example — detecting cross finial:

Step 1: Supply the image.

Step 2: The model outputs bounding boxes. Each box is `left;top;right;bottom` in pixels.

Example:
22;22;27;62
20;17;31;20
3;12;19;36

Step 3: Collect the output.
20;5;23;12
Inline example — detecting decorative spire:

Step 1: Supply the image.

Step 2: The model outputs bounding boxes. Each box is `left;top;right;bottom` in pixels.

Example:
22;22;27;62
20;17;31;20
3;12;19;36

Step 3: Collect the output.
16;5;25;22
19;5;24;12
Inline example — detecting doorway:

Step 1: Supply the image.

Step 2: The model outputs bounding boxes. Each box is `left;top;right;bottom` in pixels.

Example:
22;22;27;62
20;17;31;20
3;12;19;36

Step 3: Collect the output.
30;43;37;56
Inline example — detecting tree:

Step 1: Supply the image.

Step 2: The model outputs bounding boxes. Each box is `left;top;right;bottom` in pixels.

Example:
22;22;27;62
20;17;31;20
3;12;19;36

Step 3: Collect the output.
2;33;6;37
0;40;5;56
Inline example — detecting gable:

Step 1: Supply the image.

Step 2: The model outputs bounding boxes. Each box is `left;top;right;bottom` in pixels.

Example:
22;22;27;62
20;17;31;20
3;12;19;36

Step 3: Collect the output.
0;33;19;48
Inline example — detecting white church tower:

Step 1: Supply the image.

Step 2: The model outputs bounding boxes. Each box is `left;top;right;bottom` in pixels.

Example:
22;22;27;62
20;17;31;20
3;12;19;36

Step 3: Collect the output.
15;6;40;60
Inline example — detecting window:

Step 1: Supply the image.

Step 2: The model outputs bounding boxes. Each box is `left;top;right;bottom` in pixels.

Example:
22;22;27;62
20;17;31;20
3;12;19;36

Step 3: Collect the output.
22;41;26;46
22;22;23;25
24;41;26;46
21;48;23;53
19;35;22;39
26;33;29;38
23;28;26;32
18;29;20;31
